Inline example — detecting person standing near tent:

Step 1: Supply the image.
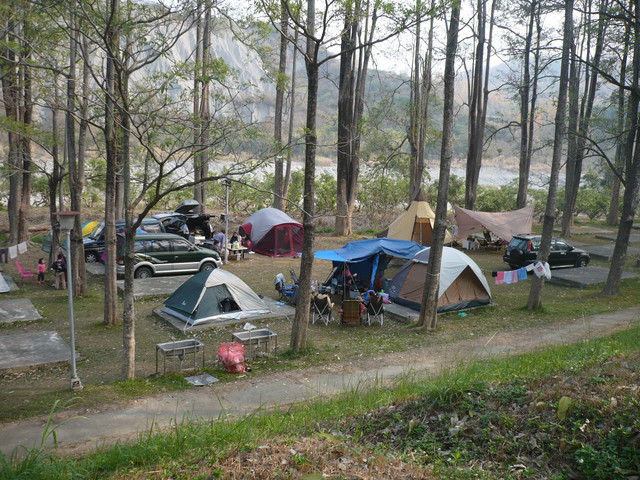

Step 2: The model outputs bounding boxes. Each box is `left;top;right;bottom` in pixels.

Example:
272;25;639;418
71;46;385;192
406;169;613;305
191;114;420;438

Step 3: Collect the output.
213;229;226;247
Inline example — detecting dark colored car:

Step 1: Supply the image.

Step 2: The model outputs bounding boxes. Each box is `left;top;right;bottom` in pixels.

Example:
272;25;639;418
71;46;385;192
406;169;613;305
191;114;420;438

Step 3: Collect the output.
503;234;591;269
116;233;222;278
83;218;164;263
153;200;216;242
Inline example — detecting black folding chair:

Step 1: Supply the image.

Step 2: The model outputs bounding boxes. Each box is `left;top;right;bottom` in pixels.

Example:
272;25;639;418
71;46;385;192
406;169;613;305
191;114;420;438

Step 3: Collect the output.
311;294;334;325
365;293;384;326
290;269;300;285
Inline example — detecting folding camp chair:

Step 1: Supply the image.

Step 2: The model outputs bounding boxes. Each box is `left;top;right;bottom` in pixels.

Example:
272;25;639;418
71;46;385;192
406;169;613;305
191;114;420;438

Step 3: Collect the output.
364;293;384;326
274;273;297;304
290;269;300;285
311;294;334;325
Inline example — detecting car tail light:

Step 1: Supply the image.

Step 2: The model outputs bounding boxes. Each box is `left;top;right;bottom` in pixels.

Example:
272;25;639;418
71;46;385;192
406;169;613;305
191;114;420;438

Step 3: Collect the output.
117;258;124;266
527;242;532;251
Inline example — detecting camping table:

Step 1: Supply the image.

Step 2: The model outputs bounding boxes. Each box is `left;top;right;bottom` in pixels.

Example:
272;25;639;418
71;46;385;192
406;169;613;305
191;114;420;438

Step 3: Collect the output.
231;328;277;359
227;244;248;260
155;339;205;374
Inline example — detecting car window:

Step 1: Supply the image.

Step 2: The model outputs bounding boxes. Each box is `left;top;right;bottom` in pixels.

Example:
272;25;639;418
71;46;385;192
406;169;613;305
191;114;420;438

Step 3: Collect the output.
142;223;163;234
170;239;191;252
133;240;148;253
146;239;171;252
555;240;570;251
530;238;541;250
509;238;528;251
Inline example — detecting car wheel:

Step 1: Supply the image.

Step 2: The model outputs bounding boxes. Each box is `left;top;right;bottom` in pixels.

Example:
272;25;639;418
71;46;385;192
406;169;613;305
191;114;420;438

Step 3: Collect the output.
134;266;153;279
575;257;588;268
85;251;99;263
200;262;216;272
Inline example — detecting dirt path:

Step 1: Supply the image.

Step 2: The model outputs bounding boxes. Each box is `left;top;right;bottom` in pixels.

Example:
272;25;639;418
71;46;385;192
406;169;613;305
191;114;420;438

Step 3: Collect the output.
0;306;638;457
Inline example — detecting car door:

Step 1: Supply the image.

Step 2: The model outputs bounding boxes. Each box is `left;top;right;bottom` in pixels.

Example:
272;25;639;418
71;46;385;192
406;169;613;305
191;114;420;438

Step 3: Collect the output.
549;239;572;266
143;238;174;274
168;238;199;273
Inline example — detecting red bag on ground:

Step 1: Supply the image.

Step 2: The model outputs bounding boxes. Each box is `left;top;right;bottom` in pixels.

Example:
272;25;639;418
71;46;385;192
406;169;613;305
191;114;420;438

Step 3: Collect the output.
217;342;246;373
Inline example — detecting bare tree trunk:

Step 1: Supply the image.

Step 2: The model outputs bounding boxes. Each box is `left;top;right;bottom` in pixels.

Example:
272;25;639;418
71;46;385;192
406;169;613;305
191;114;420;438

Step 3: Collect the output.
121;49;136;380
66;14;84;298
527;0;573;310
193;0;203;204
48;72;62;265
563;39;580;234
18;34;33;243
562;0;607;236
103;0;120;327
408;0;422;200
606;24;628;226
335;2;357;236
335;0;376;235
74;34;90;296
417;1;461;330
2;10;23;245
603;0;640;295
273;0;288;210
464;0;486;210
283;26;299;203
197;0;212;208
517;0;536;209
290;0;318;352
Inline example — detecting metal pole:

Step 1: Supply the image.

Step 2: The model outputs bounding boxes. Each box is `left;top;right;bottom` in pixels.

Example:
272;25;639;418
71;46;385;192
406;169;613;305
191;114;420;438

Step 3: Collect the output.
224;178;230;264
66;229;83;391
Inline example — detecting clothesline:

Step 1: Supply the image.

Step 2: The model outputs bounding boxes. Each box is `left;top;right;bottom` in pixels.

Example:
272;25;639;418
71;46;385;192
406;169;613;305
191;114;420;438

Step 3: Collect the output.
0;241;30;264
491;261;551;285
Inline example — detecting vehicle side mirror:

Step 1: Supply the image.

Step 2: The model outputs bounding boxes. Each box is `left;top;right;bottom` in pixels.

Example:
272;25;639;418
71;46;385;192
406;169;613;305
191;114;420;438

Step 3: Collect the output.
567;245;574;251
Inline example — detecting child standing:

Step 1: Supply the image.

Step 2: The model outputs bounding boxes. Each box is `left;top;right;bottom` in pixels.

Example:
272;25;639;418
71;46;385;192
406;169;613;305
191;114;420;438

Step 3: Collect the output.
50;253;66;290
37;258;46;284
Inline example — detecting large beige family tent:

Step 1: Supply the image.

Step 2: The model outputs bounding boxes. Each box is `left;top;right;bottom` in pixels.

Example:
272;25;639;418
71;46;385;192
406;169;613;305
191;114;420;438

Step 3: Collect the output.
388;247;492;312
454;205;534;242
379;190;454;245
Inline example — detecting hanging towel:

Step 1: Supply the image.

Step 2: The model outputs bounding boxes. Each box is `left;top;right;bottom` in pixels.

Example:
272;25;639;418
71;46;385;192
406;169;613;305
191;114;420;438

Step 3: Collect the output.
517;267;528;281
495;271;505;285
526;263;535;272
503;270;515;284
544;262;552;280
0;248;7;263
17;242;27;254
533;261;545;278
8;246;17;259
509;270;519;284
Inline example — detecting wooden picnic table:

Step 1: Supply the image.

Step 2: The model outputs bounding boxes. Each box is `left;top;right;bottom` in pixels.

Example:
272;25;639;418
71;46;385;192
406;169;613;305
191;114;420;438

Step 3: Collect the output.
227;244;248;260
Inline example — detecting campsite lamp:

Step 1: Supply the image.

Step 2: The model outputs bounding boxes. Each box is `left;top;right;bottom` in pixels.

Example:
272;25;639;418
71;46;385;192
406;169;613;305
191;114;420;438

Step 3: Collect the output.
56;211;83;391
221;177;231;264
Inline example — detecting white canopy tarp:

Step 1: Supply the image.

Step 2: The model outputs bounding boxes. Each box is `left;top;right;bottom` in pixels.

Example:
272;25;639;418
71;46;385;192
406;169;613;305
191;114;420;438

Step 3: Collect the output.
454;205;534;242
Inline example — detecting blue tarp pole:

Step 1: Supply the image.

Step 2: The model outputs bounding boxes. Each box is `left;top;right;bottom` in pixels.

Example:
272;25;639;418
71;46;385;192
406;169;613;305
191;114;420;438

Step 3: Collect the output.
369;254;379;289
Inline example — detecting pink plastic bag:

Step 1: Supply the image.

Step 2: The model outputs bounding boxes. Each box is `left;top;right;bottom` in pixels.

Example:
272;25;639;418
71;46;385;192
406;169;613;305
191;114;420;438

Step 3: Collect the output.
217;342;246;373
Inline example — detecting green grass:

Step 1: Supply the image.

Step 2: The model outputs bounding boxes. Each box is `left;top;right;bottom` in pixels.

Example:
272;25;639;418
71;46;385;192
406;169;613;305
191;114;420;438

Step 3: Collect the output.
2;324;639;479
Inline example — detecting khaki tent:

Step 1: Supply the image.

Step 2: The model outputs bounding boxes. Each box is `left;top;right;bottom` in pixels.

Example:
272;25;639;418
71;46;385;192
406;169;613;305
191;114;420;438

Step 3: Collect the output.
388;247;492;312
454;205;534;243
381;190;454;245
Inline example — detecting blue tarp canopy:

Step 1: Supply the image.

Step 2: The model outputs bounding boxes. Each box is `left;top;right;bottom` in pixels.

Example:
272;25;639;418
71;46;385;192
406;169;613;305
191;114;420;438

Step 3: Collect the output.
315;238;424;289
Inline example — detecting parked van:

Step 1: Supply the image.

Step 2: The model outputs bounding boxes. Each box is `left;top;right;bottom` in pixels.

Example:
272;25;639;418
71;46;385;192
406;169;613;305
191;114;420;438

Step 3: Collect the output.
116;233;222;278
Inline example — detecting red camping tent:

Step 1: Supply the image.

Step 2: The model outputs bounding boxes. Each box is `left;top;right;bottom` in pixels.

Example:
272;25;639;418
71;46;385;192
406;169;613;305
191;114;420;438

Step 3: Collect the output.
239;208;303;257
